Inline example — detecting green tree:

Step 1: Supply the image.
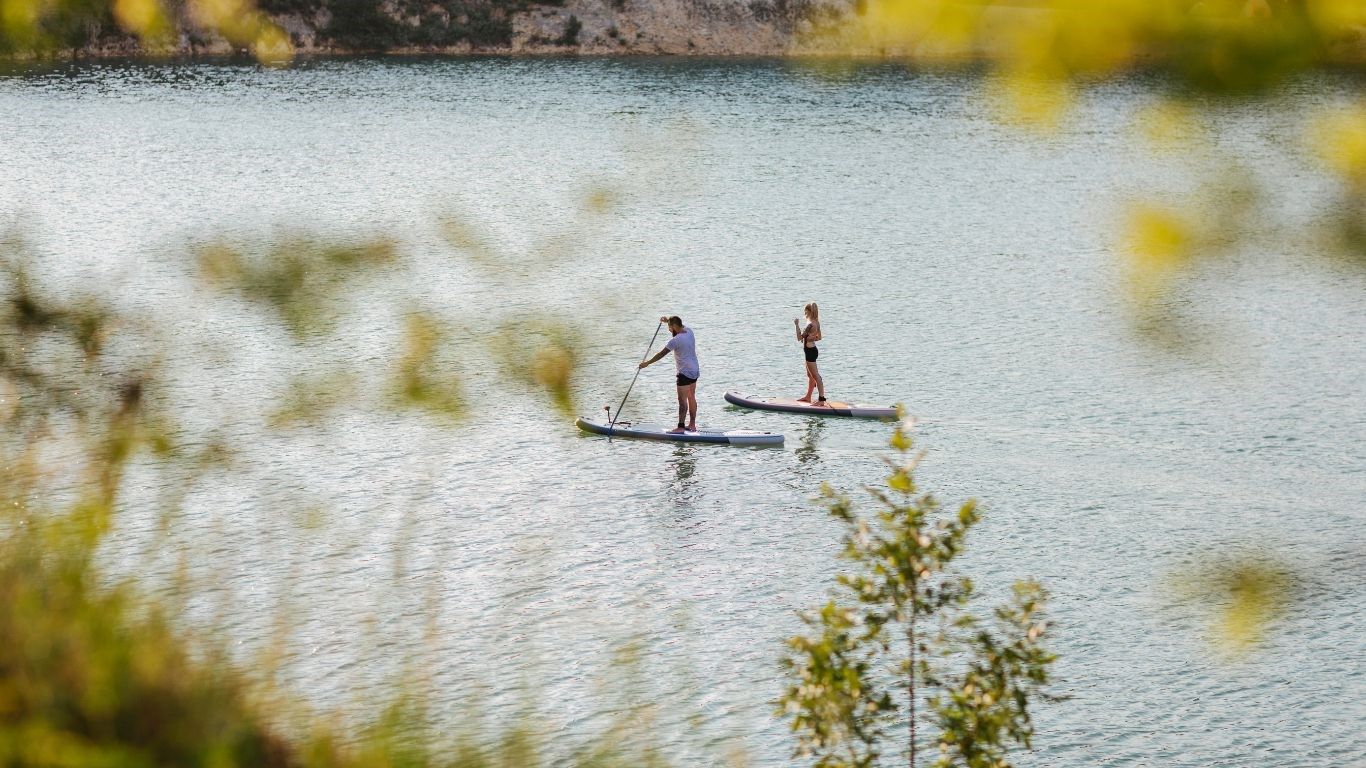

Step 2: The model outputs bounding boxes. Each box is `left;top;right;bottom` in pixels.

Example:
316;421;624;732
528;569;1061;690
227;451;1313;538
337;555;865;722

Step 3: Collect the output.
780;413;1056;768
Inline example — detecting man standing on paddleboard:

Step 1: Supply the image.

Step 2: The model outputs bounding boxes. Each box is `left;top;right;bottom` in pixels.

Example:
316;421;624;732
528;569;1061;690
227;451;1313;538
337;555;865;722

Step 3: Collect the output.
638;315;699;433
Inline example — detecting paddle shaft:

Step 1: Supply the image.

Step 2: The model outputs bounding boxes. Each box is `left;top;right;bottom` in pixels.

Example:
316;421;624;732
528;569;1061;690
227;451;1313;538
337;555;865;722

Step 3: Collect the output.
608;321;664;435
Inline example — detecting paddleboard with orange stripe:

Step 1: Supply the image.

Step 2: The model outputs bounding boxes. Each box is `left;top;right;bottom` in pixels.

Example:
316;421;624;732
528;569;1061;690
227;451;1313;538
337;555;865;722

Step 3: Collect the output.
723;391;897;419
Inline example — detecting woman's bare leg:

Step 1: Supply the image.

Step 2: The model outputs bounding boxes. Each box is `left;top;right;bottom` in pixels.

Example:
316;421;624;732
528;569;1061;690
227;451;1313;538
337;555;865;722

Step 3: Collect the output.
799;363;815;401
807;361;826;404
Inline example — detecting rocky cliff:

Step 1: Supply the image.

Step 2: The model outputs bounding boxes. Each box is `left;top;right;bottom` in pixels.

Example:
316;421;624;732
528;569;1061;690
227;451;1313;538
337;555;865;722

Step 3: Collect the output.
12;0;1364;62
42;0;852;57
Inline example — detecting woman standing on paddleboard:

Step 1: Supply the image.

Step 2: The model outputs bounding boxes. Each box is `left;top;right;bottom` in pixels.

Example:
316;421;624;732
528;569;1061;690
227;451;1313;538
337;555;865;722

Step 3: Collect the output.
638;315;700;433
795;302;826;406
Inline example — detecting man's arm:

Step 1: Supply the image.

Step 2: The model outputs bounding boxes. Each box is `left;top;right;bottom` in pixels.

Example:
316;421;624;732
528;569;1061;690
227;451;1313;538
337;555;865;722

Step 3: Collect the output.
639;348;670;369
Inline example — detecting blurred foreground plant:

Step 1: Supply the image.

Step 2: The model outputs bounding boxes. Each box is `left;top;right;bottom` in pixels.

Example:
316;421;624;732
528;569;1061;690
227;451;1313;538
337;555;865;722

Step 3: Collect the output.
0;231;301;765
812;0;1363;97
780;411;1057;768
0;0;294;62
0;515;684;767
0;221;696;766
808;0;1363;652
1171;555;1298;658
0;517;300;766
808;0;1365;324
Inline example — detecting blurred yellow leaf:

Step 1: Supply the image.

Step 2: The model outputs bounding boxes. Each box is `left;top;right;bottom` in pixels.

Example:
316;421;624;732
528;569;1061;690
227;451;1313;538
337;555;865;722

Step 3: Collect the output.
113;0;171;43
1124;204;1194;303
195;236;396;337
195;244;244;285
253;23;294;65
1047;0;1154;77
1307;0;1366;32
437;212;507;275
581;186;619;215
1310;102;1366;186
189;0;240;29
1173;557;1295;657
187;0;293;64
0;0;40;47
1137;100;1201;152
988;70;1072;131
889;427;911;452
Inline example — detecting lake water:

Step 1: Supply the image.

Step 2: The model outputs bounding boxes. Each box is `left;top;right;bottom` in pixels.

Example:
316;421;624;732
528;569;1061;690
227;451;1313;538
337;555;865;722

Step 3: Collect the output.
2;57;1364;766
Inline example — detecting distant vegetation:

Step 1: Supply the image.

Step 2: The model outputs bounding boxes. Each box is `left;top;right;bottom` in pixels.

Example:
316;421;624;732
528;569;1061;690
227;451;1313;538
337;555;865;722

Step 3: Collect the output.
559;13;581;45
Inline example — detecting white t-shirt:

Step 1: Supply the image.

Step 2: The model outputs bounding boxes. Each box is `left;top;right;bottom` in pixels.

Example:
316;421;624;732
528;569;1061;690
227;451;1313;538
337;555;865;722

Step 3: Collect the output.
665;327;700;379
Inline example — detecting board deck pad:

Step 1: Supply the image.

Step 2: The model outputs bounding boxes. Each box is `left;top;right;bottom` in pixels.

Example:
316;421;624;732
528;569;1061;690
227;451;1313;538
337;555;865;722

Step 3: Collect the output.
724;391;897;419
575;416;783;446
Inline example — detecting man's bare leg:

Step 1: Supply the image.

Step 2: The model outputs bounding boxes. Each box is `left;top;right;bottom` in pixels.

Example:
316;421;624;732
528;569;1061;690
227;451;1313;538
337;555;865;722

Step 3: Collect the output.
668;388;687;433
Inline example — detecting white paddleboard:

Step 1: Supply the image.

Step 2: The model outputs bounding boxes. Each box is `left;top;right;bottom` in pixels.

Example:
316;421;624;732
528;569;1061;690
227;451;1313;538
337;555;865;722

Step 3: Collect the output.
575;416;783;446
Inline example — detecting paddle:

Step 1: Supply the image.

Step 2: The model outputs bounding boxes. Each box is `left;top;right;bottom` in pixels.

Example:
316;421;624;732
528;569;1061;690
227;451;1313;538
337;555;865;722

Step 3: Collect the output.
607;320;664;440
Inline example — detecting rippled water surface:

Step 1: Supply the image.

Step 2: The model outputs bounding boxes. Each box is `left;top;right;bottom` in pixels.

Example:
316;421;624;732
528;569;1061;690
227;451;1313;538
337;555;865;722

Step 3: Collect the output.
2;58;1364;766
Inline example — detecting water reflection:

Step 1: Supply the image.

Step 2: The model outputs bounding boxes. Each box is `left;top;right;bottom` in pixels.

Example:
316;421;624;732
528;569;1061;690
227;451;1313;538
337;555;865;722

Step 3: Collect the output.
795;417;825;467
666;444;700;509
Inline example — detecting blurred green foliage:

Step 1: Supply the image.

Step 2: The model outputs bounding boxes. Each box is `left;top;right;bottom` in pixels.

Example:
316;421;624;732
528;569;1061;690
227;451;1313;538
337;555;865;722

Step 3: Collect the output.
818;0;1363;93
0;518;688;767
809;1;1362;654
269;371;358;428
490;319;581;418
780;412;1056;768
1;230;293;766
390;311;465;424
197;237;398;339
0;519;297;767
807;0;1365;318
0;220;704;765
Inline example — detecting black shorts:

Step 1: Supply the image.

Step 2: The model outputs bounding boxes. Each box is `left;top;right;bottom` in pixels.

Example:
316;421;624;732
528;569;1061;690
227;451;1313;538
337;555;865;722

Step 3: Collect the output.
804;346;819;363
676;373;698;387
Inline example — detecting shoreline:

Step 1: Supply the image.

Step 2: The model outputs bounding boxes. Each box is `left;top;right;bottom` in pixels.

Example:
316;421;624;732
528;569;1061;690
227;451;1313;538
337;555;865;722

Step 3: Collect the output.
3;49;1363;70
